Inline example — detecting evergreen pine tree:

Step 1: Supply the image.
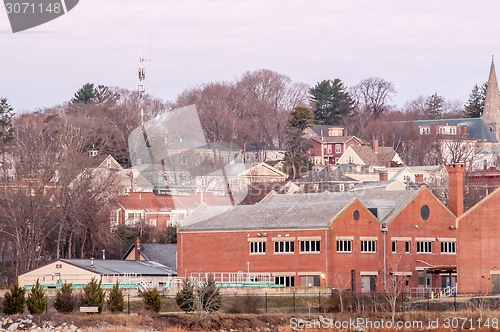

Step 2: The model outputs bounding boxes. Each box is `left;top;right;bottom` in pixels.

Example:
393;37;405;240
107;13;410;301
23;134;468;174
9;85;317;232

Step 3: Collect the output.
310;79;353;125
0;98;15;148
2;282;26;315
53;282;75;313
142;288;161;313
175;278;194;312
26;279;46;315
82;277;105;313
464;82;488;118
201;274;221;313
107;281;125;312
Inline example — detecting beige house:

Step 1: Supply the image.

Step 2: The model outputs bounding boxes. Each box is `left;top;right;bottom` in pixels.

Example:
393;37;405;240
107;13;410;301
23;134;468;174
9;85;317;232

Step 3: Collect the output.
338;140;403;166
18;259;175;293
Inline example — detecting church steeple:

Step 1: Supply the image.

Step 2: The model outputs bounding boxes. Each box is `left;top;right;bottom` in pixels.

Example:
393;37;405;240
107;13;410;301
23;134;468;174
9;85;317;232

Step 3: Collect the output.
483;56;500;141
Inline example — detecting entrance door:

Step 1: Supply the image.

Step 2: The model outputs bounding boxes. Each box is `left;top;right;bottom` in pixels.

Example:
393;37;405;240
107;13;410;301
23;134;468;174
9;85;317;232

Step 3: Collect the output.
493;275;499;294
361;275;376;293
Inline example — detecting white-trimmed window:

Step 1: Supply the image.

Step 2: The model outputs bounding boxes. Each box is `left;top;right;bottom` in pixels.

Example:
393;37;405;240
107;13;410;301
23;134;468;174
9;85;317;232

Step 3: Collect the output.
110;211;118;227
339;183;345;192
391;241;397;253
250;241;266;254
417;241;432;253
148;219;157;227
361;240;376;253
300;240;320;253
127;212;141;222
335;144;341;153
405;241;411;253
274;241;294;253
336;240;352;253
347;156;354;163
441;241;456;254
327;145;332;154
274;275;294;287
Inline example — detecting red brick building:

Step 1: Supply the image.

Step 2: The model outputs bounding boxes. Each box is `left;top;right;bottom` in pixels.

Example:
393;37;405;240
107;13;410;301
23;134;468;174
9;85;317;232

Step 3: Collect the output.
109;192;231;229
178;185;457;292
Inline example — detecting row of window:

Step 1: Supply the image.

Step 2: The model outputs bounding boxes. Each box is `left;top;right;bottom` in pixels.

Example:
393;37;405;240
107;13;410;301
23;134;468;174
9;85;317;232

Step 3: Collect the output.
250;240;320;254
336;240;456;254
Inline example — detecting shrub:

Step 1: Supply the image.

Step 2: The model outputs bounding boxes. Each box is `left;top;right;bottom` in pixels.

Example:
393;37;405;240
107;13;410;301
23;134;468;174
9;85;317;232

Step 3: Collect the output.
26;279;46;314
142;288;161;313
53;282;76;313
200;274;221;313
107;281;125;312
227;294;261;314
175;278;194;312
82;277;105;313
2;281;25;315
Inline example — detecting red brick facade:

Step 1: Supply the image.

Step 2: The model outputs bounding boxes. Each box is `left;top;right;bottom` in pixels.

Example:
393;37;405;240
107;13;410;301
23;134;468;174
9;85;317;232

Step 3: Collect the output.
457;187;500;294
178;188;457;291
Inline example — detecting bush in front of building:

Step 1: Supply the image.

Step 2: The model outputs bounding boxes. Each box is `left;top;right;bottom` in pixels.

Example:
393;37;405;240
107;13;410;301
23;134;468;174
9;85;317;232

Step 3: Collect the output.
26;279;46;314
142;288;161;313
107;281;125;312
2;281;25;315
226;294;261;314
82;277;105;313
176;278;194;313
53;282;76;313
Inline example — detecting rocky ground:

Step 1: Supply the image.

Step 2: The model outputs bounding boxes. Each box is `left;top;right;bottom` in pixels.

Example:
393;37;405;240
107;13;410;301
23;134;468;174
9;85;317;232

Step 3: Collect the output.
0;313;288;332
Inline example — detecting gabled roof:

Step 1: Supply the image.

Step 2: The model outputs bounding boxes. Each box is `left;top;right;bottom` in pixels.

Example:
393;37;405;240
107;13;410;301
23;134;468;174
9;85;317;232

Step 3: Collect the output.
310;136;362;144
180;201;355;231
205;162;288;179
262;190;419;223
456;186;500;224
294;168;358;183
114;192;232;212
350;145;398;166
122;243;177;272
393;118;498;143
93;155;123;170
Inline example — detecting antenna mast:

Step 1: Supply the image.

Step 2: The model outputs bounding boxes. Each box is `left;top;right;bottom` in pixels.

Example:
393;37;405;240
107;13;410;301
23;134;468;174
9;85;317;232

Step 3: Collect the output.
137;39;151;125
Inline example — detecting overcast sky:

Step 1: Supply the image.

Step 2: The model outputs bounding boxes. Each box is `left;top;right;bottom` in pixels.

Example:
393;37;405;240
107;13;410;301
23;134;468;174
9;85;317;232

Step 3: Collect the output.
1;0;500;112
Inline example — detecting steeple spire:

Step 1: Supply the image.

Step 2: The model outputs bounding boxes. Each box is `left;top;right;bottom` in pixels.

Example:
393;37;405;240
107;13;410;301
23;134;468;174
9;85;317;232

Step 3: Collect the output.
483;56;500;140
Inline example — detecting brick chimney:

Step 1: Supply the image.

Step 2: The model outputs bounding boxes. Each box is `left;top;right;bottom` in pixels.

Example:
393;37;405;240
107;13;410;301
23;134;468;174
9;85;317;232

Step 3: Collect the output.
379;172;388;181
372;139;379;153
135;237;141;260
446;164;464;216
415;174;424;184
343;128;348;136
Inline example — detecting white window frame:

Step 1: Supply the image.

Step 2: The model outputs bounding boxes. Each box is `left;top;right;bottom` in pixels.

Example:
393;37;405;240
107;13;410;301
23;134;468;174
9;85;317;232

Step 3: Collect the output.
440;241;456;254
300;240;320;253
110;211;118;227
250;241;266;254
361;240;376;253
336;240;352;253
391;241;397;253
417;241;432;253
335;144;341;153
347;156;354;163
274;240;294;253
339;183;345;192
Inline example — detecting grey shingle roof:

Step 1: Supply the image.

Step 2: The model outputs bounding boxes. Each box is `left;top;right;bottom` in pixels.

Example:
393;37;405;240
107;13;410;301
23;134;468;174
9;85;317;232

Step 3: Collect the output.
60;259;176;276
393;118;498;143
138;244;177;272
262;190;418;223
180;202;352;232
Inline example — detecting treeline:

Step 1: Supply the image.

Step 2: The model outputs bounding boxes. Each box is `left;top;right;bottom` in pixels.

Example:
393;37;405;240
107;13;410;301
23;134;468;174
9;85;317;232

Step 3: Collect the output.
0;68;488;285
